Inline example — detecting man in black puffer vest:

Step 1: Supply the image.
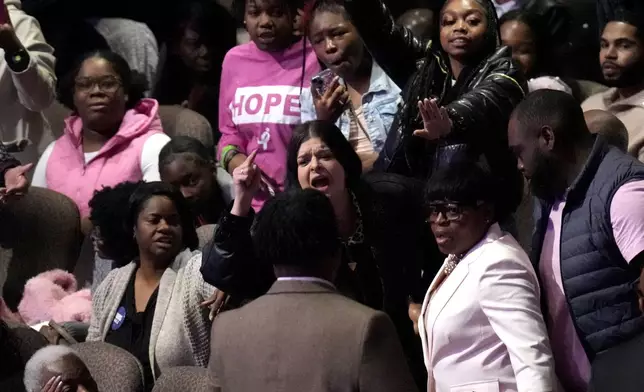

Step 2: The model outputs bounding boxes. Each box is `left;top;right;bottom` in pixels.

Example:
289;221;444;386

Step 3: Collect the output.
508;89;644;392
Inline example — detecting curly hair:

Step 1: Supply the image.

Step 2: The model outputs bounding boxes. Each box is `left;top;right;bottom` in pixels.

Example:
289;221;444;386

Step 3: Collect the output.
89;182;142;266
56;50;148;111
89;181;200;265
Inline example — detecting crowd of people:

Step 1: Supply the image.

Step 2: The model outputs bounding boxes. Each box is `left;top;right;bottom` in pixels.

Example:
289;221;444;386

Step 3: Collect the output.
1;0;644;391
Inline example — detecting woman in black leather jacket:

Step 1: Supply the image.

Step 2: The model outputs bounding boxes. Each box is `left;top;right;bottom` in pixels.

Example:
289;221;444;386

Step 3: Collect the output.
201;120;440;387
343;0;526;221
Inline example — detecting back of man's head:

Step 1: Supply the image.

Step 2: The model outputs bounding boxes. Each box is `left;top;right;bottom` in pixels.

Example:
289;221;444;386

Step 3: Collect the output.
252;189;340;277
584;110;629;152
24;346;96;392
511;89;591;150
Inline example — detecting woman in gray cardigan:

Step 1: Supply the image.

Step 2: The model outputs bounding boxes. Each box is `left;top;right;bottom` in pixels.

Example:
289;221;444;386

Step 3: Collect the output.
87;182;216;390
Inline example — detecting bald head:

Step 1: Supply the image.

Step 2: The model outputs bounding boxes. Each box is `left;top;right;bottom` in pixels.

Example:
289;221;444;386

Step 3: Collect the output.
509;89;591;150
584;110;629;152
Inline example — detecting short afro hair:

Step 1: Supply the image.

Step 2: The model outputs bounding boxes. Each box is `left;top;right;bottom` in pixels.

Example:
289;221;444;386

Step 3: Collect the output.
252;188;340;268
89;181;142;266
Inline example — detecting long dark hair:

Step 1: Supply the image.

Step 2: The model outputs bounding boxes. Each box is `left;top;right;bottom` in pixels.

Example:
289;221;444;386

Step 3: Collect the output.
286;120;362;189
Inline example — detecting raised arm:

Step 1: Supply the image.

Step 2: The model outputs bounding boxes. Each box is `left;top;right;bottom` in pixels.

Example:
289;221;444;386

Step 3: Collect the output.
6;2;56;112
343;0;429;88
200;151;275;299
200;210;274;300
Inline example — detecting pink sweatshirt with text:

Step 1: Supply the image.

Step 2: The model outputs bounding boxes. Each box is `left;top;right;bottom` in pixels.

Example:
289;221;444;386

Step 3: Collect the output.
218;39;320;211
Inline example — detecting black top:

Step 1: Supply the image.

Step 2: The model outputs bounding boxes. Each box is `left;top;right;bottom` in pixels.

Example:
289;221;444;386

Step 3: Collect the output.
105;272;159;391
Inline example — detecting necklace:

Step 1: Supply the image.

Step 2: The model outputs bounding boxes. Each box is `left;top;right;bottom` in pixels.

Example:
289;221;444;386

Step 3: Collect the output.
443;254;462;276
346;191;364;245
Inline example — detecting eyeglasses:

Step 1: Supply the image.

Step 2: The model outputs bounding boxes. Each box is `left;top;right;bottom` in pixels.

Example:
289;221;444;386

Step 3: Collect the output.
426;201;483;223
74;76;122;93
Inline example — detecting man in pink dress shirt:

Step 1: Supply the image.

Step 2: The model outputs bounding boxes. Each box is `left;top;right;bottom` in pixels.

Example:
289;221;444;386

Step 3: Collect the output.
508;89;644;392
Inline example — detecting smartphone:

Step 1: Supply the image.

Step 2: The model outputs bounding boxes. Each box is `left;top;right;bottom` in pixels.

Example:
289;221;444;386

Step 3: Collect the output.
0;0;8;25
311;69;339;97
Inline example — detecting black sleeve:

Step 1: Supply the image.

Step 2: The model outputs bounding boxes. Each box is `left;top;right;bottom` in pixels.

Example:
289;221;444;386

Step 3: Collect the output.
200;209;275;300
445;53;527;143
0;142;20;188
343;0;429;89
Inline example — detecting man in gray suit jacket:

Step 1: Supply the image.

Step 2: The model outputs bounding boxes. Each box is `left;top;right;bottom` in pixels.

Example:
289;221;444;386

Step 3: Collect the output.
208;189;418;392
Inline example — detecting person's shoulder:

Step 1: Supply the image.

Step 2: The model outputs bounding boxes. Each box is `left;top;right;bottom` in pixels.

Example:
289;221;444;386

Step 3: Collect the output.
582;89;613;109
472;231;534;276
362;172;423;196
222;43;256;66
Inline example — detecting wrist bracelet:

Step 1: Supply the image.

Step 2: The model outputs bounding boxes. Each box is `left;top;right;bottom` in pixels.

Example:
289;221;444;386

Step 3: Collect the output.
221;145;240;172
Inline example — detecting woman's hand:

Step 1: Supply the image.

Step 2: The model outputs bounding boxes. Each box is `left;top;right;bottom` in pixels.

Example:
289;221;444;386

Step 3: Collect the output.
1;163;32;203
200;289;230;320
313;77;349;123
40;375;64;392
231;151;261;217
413;98;452;141
408;302;422;335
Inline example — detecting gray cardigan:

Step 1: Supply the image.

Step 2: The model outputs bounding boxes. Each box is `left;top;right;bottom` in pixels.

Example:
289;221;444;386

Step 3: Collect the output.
87;248;216;379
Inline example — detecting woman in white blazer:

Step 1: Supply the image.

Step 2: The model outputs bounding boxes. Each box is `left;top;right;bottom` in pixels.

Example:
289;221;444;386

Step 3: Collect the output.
417;161;556;392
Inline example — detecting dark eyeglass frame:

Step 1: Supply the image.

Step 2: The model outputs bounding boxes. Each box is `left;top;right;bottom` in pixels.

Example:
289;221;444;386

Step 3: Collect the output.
426;200;484;223
74;76;123;93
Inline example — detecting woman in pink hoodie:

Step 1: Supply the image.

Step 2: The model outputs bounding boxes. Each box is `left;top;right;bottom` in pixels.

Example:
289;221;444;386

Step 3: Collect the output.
31;51;170;230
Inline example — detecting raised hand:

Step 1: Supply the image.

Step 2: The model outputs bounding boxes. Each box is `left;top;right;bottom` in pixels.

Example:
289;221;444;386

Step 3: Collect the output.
313;76;349;123
231;150;261;216
1;163;32;203
413;98;452;141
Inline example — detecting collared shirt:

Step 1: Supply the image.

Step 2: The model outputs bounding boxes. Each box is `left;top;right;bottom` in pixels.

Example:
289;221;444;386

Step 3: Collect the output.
582;88;644;161
300;61;402;154
539;180;644;392
276;276;336;290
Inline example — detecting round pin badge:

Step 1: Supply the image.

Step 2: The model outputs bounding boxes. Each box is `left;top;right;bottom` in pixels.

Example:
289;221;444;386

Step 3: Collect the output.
111;306;126;330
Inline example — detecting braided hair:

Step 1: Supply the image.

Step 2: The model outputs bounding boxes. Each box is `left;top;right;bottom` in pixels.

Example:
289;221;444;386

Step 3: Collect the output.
398;0;500;136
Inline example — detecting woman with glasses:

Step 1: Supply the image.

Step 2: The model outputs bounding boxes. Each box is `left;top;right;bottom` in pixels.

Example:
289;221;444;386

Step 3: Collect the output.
417;160;556;392
31;50;170;233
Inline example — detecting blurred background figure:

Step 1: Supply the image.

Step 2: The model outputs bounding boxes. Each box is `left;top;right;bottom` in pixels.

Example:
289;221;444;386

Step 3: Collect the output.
584;109;628;152
23;345;97;392
153;0;237;143
582;0;644;161
396;8;434;40
0;0;56;171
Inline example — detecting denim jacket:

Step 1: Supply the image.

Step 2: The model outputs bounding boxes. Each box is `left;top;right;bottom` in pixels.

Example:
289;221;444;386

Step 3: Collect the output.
300;62;402;153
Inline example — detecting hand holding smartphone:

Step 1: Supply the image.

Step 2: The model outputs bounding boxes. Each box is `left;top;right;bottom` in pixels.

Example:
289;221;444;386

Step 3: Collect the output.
310;69;349;122
311;69;342;97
